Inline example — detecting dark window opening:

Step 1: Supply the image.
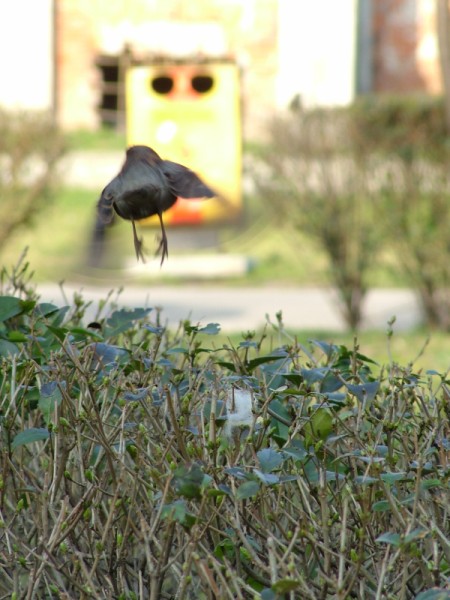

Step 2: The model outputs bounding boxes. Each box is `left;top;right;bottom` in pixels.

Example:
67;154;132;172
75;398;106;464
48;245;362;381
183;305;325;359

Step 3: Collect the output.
100;64;119;83
101;94;118;111
151;76;174;94
192;75;214;93
96;55;125;129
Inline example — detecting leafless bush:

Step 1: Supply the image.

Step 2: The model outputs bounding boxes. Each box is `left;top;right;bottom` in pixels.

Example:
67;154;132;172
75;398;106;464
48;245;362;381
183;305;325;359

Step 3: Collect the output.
0;110;65;251
254;109;382;330
254;98;450;331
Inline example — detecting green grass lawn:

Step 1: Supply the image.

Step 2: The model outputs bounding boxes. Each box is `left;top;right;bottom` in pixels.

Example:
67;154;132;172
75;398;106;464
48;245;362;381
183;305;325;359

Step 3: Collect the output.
0;186;332;284
0;186;409;287
1;185;448;374
65;126;126;151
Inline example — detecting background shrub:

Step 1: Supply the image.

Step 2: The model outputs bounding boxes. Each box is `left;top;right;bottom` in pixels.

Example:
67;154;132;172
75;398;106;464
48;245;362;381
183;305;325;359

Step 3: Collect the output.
254;96;450;330
0;110;65;252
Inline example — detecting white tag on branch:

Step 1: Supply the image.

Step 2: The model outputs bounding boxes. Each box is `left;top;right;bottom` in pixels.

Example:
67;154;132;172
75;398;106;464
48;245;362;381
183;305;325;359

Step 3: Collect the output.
224;388;253;438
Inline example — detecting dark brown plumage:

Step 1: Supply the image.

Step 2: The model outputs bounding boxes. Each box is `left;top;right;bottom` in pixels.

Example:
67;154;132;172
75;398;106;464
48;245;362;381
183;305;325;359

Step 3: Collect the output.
92;145;215;264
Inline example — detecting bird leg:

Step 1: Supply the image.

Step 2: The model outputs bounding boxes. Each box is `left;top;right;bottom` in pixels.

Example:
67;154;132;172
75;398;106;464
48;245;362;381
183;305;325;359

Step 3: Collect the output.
156;212;169;266
131;220;145;262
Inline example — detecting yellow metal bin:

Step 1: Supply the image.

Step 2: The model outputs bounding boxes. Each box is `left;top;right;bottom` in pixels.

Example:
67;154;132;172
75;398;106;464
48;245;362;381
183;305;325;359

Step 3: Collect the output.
125;62;242;227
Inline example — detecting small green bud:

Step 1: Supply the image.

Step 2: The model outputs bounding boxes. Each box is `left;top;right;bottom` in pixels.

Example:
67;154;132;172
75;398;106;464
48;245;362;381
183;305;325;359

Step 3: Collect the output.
60;542;68;554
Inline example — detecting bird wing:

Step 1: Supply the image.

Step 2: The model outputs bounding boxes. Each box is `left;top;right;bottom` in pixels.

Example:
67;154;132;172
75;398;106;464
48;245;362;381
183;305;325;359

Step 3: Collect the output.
96;182;117;224
89;189;116;267
160;160;216;199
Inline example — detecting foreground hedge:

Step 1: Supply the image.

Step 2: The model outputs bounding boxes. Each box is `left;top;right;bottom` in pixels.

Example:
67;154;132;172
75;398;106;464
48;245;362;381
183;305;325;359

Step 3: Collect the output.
0;273;449;599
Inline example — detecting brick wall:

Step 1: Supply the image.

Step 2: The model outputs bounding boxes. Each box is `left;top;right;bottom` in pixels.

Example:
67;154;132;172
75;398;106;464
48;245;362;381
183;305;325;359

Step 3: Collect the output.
372;0;441;93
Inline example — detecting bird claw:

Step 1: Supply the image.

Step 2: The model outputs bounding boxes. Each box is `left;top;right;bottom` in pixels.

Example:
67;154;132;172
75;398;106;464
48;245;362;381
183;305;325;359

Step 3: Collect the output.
155;236;169;266
131;220;146;263
134;237;146;263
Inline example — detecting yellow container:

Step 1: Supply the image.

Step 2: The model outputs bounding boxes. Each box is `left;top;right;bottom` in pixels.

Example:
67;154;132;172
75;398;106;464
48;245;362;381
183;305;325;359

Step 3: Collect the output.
125;62;242;226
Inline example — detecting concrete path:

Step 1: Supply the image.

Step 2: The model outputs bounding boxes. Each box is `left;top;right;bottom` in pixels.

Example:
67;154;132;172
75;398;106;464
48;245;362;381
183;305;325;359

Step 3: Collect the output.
36;283;422;332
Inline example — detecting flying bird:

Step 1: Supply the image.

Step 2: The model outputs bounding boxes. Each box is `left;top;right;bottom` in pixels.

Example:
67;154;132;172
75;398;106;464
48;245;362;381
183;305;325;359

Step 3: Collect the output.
92;145;215;265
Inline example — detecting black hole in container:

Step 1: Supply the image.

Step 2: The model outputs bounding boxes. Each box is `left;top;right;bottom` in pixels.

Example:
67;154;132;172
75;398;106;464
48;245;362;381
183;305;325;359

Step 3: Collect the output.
151;76;174;94
191;75;214;93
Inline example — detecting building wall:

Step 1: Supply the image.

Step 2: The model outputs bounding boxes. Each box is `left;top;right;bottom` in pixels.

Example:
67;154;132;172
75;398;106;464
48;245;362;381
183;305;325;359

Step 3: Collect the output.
1;0;441;136
372;0;442;93
55;0;279;136
0;0;54;111
277;0;358;109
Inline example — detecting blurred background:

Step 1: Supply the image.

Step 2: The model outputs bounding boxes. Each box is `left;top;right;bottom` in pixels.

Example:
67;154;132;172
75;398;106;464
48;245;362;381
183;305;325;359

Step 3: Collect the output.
1;0;450;363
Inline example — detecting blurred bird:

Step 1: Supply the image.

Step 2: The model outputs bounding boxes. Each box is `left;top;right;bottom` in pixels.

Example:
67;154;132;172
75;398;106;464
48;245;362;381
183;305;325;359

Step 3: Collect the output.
92;145;215;265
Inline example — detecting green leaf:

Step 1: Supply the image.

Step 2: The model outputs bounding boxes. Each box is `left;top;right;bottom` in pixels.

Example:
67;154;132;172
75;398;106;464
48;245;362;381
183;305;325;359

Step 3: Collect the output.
225;467;250;480
300;367;327;384
302;460;319;482
217;484;233;497
309;339;339;357
376;532;401;547
20;299;37;314
214;537;235;560
347;381;380;404
34;302;61;318
91;343;129;367
144;323;165;335
12;428;50;450
247;354;287;372
39;381;63;424
46;324;68;342
172;464;211;499
355;475;379;485
0;339;19;357
420;479;443;490
238;340;258;349
253;469;280;485
236;480;260;500
0;296;23;322
272;579;301;593
7;331;28;342
416;589;450;600
404;527;428;544
268;399;291;444
161;500;196;528
104;307;152;337
321;372;344;393
283;372;303;386
283;442;307;462
304;408;333;448
216;360;236;372
268;398;291;425
372;500;390;512
166;347;188;355
257;448;284;473
199;322;221;335
381;472;412;484
69;326;103;341
426;369;443;376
